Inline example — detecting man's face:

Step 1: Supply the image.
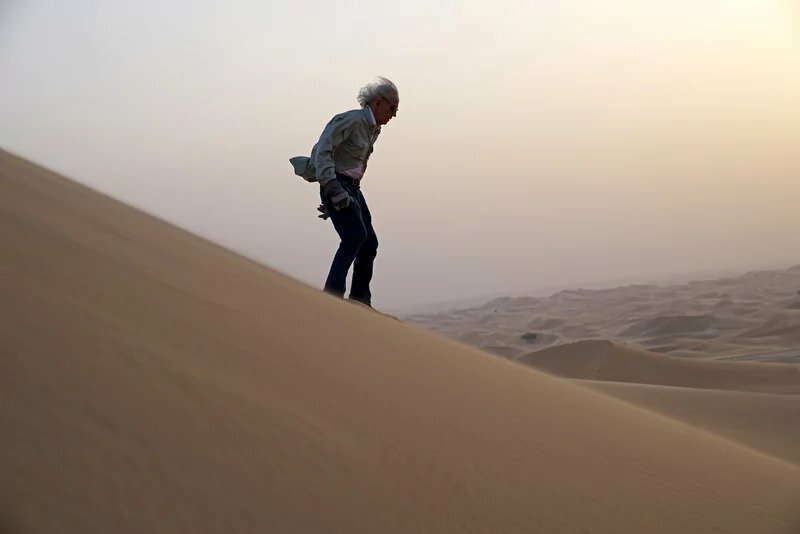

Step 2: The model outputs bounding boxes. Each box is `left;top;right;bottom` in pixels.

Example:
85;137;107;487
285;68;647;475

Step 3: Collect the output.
373;91;399;126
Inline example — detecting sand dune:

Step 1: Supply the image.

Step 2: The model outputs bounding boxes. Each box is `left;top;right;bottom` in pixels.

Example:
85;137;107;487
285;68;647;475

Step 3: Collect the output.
2;149;800;533
743;313;800;339
579;380;800;467
519;339;800;392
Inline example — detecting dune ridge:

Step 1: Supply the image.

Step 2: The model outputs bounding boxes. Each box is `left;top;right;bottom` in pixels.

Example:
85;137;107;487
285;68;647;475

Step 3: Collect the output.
2;149;800;533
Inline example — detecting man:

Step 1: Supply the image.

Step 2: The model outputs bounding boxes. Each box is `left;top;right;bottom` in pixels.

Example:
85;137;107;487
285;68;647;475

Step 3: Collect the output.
290;77;399;307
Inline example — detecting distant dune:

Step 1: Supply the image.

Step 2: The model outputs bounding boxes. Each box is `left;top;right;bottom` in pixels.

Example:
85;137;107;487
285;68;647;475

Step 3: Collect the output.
519;339;800;392
3;148;800;532
619;313;716;337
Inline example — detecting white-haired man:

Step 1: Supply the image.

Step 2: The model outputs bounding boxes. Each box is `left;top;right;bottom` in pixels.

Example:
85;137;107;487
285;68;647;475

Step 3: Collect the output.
290;77;399;307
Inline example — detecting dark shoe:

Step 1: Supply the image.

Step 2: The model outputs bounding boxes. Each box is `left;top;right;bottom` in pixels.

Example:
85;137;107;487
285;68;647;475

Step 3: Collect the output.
347;297;372;308
346;298;400;321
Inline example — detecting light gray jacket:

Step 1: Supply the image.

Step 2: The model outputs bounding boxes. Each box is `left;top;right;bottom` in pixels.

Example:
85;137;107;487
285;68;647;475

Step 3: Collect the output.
289;108;379;186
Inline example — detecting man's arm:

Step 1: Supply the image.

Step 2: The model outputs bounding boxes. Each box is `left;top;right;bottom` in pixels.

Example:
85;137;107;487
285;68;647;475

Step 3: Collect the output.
313;113;356;186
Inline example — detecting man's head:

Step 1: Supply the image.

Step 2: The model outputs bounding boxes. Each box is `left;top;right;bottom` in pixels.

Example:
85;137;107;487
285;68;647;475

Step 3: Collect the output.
358;77;399;126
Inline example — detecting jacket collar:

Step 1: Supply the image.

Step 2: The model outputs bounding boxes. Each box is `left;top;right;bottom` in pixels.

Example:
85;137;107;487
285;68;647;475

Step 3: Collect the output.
364;106;378;129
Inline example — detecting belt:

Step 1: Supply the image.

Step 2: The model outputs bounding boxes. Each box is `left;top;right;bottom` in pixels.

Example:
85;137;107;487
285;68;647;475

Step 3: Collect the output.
335;172;361;189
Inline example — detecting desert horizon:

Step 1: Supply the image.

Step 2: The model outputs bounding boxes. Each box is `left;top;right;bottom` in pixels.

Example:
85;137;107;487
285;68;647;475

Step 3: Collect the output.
408;264;800;360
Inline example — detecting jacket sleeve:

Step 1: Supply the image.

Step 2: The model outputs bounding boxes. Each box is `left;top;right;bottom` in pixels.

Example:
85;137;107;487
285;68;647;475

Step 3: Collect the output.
313;113;355;186
363;144;375;172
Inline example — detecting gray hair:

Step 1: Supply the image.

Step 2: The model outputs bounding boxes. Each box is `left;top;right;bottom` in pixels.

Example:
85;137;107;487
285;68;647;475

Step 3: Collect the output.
357;77;398;108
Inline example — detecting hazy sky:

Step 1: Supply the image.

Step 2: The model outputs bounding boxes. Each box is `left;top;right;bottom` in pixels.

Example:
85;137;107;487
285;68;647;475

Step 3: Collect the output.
2;0;799;310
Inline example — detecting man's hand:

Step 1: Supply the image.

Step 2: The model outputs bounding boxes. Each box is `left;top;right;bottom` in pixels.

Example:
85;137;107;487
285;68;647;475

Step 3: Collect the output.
321;179;351;210
317;204;330;220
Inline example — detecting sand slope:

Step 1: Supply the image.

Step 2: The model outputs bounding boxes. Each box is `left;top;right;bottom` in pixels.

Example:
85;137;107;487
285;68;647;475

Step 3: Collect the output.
520;339;800;392
2;149;800;533
578;380;800;467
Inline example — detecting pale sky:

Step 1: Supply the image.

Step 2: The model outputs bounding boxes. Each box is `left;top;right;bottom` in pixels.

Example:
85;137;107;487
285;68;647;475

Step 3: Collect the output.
2;0;799;310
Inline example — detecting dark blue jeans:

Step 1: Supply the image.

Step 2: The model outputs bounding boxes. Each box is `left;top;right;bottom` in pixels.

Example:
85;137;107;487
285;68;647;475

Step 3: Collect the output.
321;176;378;305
